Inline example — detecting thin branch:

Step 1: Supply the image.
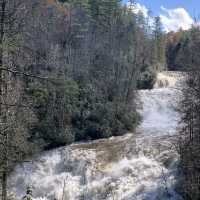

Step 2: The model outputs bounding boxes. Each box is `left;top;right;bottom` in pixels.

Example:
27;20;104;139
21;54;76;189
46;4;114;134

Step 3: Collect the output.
0;102;29;108
0;67;61;82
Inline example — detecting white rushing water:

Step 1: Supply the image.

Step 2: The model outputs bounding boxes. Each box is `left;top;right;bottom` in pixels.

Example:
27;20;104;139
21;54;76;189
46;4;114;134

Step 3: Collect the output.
9;71;184;200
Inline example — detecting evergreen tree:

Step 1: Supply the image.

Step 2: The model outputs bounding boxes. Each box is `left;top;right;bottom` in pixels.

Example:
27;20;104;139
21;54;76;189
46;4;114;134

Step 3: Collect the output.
153;16;166;71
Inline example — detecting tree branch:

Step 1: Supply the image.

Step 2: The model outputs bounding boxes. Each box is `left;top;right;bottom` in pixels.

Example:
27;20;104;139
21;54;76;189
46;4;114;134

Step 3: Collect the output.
0;67;59;82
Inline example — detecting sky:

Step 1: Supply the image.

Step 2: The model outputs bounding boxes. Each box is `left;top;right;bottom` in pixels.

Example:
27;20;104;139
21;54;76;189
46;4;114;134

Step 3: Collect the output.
123;0;199;32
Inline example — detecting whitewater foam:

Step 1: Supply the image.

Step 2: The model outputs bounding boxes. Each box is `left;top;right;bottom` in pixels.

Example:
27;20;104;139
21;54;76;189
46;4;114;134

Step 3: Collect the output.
8;71;185;200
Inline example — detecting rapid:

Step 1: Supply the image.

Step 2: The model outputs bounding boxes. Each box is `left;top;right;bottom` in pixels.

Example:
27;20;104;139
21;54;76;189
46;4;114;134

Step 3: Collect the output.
8;71;185;200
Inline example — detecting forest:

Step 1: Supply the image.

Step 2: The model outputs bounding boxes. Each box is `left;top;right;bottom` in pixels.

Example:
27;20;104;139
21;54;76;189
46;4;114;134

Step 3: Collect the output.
0;0;200;200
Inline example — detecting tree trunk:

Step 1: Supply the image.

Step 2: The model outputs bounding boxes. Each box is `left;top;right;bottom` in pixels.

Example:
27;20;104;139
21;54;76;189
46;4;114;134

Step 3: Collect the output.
0;1;7;200
1;172;7;200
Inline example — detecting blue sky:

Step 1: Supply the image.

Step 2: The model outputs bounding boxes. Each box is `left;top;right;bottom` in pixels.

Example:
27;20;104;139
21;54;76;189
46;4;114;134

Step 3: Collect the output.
123;0;198;32
123;0;199;17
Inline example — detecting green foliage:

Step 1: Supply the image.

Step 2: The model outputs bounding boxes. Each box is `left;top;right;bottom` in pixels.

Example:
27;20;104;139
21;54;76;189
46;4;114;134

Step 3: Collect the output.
137;68;156;89
27;80;79;148
58;0;69;3
166;30;190;70
28;88;49;108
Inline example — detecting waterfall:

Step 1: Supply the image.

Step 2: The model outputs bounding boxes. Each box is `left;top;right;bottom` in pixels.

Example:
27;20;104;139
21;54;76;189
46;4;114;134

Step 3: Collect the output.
8;72;184;200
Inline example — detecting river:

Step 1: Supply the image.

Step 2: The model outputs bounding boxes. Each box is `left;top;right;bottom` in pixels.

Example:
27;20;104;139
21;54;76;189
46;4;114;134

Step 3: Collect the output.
9;71;184;200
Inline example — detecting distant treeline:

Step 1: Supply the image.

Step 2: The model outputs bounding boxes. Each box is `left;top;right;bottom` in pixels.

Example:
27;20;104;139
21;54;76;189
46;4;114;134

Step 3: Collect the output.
165;29;195;71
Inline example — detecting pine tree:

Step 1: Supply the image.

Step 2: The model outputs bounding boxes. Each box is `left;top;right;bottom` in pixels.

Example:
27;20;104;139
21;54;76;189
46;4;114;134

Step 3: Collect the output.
153;16;166;71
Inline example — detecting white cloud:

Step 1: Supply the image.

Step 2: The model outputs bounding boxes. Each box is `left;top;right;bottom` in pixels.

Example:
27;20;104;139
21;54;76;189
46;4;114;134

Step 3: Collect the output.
126;3;194;32
160;6;194;32
127;2;149;18
134;3;149;18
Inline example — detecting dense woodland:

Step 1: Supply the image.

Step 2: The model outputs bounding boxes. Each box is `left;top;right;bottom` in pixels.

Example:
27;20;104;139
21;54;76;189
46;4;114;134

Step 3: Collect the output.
161;23;200;199
175;27;200;199
161;25;200;199
165;29;193;71
0;0;167;199
3;0;200;200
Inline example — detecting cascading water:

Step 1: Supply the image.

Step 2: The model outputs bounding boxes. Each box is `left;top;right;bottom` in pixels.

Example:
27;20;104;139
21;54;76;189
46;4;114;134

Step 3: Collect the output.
9;72;184;200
